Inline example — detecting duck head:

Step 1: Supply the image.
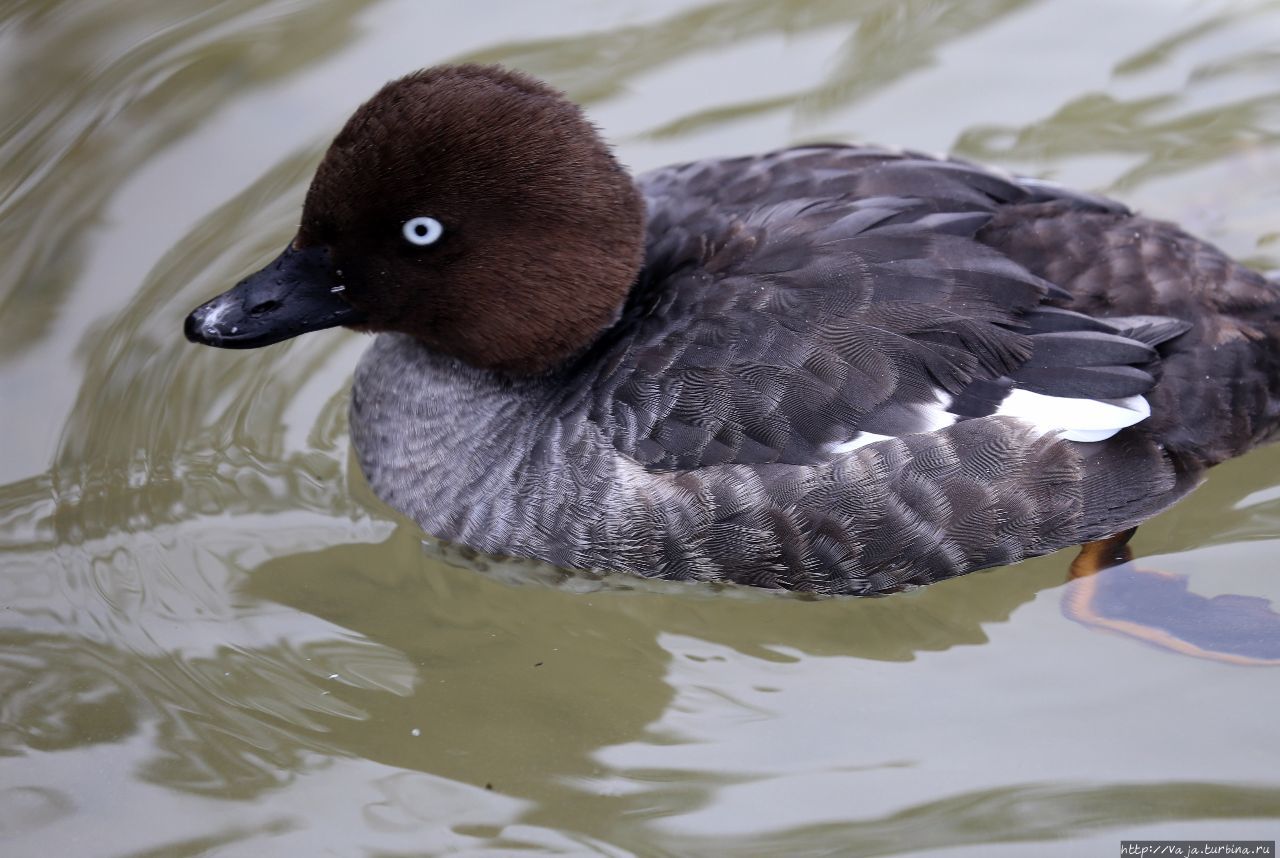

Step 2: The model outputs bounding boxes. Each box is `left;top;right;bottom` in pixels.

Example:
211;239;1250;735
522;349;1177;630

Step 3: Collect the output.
184;64;646;374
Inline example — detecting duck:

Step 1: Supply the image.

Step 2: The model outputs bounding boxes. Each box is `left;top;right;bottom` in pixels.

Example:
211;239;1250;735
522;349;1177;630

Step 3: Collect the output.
184;64;1280;595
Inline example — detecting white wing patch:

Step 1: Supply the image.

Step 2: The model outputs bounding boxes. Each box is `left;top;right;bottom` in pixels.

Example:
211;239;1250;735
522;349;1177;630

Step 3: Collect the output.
828;390;957;456
826;388;1150;458
829;431;895;455
995;389;1151;442
916;390;958;432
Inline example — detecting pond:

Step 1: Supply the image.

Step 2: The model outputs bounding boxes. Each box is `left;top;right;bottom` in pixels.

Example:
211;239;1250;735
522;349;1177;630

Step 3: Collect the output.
2;0;1279;854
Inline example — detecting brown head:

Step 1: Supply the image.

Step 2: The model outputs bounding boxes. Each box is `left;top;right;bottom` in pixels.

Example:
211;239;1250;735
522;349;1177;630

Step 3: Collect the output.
184;64;646;374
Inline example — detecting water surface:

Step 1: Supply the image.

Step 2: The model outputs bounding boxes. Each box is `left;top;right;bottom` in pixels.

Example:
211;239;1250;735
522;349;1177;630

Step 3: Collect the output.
3;1;1280;854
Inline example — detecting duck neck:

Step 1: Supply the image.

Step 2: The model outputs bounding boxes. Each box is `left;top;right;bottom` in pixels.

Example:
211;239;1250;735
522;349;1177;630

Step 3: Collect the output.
349;333;631;563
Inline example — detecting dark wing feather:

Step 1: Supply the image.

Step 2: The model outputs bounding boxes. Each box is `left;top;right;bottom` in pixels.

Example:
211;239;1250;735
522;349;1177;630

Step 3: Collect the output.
576;146;1180;471
582;198;1037;468
976;193;1280;463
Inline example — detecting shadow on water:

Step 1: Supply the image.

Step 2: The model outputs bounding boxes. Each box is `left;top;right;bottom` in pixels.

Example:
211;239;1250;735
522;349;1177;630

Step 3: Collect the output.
7;507;1279;855
955;3;1280;192
648;782;1280;857
466;0;1032;121
242;531;1280;855
0;0;381;363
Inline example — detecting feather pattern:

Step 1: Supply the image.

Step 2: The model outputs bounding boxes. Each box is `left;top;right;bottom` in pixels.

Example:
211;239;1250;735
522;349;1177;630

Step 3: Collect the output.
350;145;1280;593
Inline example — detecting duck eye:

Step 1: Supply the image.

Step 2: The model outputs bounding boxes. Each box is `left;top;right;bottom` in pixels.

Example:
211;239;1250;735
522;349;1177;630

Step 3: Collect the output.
402;216;444;246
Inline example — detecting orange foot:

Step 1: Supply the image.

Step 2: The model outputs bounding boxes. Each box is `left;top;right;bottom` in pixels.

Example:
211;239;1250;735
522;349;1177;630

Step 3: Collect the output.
1063;529;1280;666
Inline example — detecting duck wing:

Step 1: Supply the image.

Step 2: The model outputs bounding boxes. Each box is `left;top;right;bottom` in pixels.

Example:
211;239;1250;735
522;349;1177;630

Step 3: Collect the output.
581;148;1186;471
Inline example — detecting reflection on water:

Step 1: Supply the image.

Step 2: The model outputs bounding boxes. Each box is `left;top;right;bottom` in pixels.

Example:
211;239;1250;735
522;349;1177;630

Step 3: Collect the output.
3;0;1280;854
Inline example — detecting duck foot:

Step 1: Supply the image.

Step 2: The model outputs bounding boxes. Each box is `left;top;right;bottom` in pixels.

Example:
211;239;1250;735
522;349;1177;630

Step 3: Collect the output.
1068;527;1137;579
1062;528;1280;666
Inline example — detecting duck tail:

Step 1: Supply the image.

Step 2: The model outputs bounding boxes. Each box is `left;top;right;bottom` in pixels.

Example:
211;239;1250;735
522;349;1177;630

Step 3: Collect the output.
1100;315;1193;349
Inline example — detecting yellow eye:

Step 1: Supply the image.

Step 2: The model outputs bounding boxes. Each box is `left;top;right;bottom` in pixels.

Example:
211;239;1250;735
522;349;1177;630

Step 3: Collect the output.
402;216;444;246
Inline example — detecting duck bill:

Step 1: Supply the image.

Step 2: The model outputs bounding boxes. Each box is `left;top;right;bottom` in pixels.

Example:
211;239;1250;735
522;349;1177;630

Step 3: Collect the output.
184;244;365;349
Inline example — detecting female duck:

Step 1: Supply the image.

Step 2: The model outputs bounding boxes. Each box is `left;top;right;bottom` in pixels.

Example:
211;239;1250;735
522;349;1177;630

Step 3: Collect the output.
185;64;1280;595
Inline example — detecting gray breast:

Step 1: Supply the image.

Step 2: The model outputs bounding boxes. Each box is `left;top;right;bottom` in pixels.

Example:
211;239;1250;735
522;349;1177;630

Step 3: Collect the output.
350;333;639;572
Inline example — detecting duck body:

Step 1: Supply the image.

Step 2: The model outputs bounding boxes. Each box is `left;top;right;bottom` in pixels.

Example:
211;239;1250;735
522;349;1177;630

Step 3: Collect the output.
186;66;1280;594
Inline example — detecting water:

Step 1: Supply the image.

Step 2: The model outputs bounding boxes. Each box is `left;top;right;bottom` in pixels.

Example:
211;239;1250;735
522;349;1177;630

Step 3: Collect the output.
3;0;1280;854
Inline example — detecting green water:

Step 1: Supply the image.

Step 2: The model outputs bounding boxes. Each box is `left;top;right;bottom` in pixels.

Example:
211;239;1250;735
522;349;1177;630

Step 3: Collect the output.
3;1;1280;855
